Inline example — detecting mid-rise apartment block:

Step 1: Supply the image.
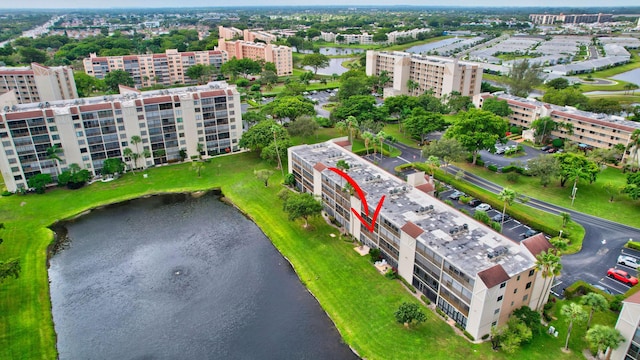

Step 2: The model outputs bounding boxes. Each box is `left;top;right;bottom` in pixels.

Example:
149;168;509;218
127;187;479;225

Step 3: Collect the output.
0;82;242;192
386;28;431;44
474;93;640;153
82;49;228;89
288;140;554;340
0;63;78;105
529;13;613;25
216;39;293;76
365;51;482;99
218;26;277;44
321;31;374;45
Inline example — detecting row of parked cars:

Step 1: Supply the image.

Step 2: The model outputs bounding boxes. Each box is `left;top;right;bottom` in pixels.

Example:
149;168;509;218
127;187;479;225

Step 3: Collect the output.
606;255;640;287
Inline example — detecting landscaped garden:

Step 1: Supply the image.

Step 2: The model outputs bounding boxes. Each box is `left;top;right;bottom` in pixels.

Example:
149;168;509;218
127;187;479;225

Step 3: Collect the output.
0;152;614;360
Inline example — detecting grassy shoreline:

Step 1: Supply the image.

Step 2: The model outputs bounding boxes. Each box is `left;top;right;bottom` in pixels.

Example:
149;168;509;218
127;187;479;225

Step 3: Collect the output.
0;153;607;359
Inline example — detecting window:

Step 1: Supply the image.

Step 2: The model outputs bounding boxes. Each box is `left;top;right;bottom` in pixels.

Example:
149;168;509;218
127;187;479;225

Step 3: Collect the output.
500;283;506;289
517;275;521;281
529;269;535;277
491;321;497;327
510;301;514;306
514;288;518;294
139;123;146;128
80;148;87;153
497;295;503;302
121;142;128;146
523;295;528;302
52;135;60;140
525;282;532;290
494;309;500;315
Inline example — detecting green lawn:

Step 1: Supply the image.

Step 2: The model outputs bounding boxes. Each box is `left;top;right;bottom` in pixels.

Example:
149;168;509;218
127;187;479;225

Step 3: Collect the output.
0;152;600;360
383;123;417;147
584;94;640;104
456;163;640;228
291;127;343;146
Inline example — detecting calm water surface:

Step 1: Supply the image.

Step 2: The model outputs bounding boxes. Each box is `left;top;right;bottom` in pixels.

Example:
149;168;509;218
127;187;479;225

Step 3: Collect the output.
612;68;640;84
48;193;358;360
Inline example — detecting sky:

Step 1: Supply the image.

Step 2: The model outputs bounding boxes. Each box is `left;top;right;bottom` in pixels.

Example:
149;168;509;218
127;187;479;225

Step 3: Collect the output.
2;0;640;9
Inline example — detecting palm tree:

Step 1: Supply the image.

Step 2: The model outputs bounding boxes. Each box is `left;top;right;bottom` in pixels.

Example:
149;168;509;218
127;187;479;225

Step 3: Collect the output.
534;250;563;311
625;129;640;169
560;212;571;228
271;124;284;177
498;188;517;233
376;130;388;161
406;79;419;94
561;302;587;351
569;166;586;206
581;292;609;329
586;325;624;360
362;132;373;155
46;145;63;176
123;148;135;174
196;142;204;159
335;121;347;137
425;156;440;181
192;161;205;177
130;136;142;168
345;116;358;144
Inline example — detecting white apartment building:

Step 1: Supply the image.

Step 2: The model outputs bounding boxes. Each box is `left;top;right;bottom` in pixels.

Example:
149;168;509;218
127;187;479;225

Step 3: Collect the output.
82;49;228;89
474;93;640;153
216;39;293;77
320;31;374;45
386;28;431;43
365;51;483;98
0;82;242;192
0;63;78;105
288;139;554;340
612;291;640;360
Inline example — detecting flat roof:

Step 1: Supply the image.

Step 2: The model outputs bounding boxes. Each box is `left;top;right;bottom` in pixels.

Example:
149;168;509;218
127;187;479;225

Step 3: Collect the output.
291;141;536;278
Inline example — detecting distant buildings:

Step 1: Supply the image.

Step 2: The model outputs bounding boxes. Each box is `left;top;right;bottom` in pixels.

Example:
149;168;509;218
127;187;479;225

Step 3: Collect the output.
365;50;483;99
0;63;78;105
474;93;640;153
218;26;277;44
289;139;553;341
82;49;228;89
321;31;374;45
529;13;613;25
216;39;293;76
0;82;242;192
385;28;431;43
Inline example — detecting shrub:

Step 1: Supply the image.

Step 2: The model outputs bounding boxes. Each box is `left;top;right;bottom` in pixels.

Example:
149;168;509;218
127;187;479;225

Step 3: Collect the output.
488;165;498;172
501;165;517;173
436;307;448;319
459;195;472;204
385;268;398;279
399;276;417;293
626;241;640;251
552;138;564;148
463;331;474;341
490;221;501;232
315;117;333;127
455;323;464;331
283;173;296;186
474;210;491;225
421;295;431;305
460;209;470;216
444;199;453;206
481;334;490;341
506;172;519;183
611;294;625;312
369;248;382;263
510;126;522;135
1;191;13;197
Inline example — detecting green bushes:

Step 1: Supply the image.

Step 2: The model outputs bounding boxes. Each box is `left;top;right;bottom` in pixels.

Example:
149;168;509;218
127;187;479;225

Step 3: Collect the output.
420;295;431;305
399;275;417;293
435;307;448;320
626;241;640;251
563;280;590;299
369;248;382;263
488;165;498;172
463;331;474;341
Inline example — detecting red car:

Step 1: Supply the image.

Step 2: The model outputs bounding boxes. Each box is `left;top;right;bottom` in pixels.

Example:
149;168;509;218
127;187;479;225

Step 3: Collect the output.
607;268;638;286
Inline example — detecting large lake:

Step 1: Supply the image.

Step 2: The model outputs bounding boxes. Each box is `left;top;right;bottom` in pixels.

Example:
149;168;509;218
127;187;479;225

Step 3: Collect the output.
48;192;358;360
303;57;352;76
612;68;640;85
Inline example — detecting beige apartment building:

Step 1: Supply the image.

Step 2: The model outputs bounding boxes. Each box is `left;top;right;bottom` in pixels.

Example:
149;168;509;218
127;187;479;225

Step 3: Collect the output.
474;93;640;152
0;82;242;192
529;13;613;24
216;39;293;76
218;26;277;44
0;63;78;105
612;291;640;360
365;51;483;99
82;49;228;89
288;140;554;340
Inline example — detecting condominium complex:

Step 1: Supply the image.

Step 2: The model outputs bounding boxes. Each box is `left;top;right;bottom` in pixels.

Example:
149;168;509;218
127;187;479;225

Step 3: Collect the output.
216;39;293;76
218;26;277;44
365;51;483;98
288;139;553;340
0;82;242;192
474;93;640;152
612;291;640;360
0;63;78;105
386;28;431;43
320;31;374;45
529;13;613;25
82;49;228;89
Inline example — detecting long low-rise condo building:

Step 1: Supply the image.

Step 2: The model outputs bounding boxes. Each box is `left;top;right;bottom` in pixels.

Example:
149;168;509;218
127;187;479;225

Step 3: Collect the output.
82;49;228;89
0;63;78;104
0;82;242;192
474;93;640;153
288;140;554;340
365;50;482;99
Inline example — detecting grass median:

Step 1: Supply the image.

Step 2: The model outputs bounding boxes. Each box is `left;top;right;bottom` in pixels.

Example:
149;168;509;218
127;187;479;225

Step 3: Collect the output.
1;153;599;360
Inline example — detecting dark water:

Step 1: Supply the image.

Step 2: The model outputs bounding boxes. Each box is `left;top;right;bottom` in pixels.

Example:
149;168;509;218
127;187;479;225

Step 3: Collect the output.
48;193;358;360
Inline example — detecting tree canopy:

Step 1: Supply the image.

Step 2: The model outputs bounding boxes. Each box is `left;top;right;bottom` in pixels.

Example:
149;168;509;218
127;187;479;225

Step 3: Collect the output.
394;302;427;327
300;53;330;74
444;108;508;164
282;192;323;227
505;59;543;98
482;97;512;117
104;70;134;93
403;108;446;143
261;96;316;122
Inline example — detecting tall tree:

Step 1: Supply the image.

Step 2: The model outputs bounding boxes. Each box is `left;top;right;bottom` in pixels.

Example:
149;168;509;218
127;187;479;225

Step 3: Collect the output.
498;188;517;232
527;154;559;187
101;158;125;176
535;250;562;311
581;292;609;330
271;124;285;177
46;144;63;176
300;53;330;75
283;192;323;228
287;115;319;138
504;59;543;98
104;70;134;93
403;108;446;144
444;108;508;165
561;303;587;351
123;148;135;174
261;96;315;122
555;152;600;188
346;116;359;144
530;116;557;144
482;97;512;117
186;64;213;85
254;169;274;187
586;325;624;360
421;138;467;167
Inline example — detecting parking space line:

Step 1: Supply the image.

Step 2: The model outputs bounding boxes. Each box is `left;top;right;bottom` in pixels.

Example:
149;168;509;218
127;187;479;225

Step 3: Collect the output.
601;278;633;291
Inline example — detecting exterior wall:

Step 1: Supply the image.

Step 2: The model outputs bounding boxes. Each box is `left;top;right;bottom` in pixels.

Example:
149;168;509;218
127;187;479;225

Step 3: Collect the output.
82;50;228;88
612;302;640;360
366;51;482;99
218;26;243;40
0;84;242;192
467;279;504;340
217;39;292;76
498;269;537;322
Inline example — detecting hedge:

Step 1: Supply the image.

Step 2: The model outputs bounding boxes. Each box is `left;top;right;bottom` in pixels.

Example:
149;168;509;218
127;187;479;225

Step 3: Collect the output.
626;241;640;251
563;280;614;302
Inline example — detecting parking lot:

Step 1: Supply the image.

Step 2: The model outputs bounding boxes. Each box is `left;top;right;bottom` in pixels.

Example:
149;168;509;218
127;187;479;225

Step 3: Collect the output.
438;187;543;243
592;248;640;295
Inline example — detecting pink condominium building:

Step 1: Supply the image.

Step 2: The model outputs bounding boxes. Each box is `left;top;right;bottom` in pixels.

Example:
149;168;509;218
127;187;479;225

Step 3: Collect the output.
216;39;293;76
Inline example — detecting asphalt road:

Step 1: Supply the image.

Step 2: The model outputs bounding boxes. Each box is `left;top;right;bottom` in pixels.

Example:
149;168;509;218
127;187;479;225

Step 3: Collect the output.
374;140;640;297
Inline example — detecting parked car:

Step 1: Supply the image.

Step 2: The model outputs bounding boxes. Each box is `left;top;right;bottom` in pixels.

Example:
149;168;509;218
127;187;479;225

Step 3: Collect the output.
448;191;465;200
590;284;613;295
547;148;557;153
540;145;552;152
475;203;491;212
468;198;482;207
495;147;506;155
521;229;539;238
618;255;640;269
492;213;511;222
607;268;639;286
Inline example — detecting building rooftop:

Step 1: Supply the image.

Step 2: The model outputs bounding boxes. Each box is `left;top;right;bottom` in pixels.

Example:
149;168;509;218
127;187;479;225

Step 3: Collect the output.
293;141;536;278
374;51;480;67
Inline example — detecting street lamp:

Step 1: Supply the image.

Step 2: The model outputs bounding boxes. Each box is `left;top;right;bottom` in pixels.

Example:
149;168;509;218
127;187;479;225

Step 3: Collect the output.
571;185;578;206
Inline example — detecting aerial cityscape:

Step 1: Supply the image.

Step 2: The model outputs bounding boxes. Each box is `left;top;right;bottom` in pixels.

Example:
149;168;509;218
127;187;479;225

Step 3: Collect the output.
1;4;640;360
